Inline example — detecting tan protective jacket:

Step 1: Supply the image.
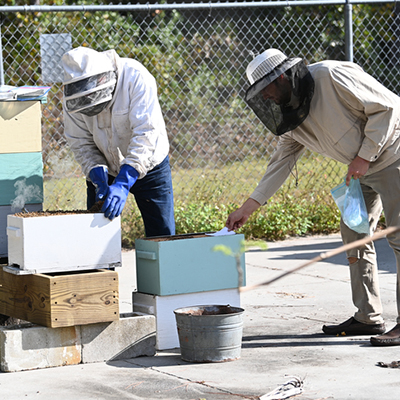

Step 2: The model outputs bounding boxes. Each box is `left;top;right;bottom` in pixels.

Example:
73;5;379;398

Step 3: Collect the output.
250;60;400;205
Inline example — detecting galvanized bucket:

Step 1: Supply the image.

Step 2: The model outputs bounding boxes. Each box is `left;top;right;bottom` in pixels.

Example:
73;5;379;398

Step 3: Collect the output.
174;304;244;363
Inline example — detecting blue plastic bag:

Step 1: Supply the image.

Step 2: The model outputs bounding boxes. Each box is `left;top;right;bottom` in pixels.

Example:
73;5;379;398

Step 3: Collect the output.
331;178;369;234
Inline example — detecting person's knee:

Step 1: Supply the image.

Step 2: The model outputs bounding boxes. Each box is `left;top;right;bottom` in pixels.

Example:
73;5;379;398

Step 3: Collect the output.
348;256;358;265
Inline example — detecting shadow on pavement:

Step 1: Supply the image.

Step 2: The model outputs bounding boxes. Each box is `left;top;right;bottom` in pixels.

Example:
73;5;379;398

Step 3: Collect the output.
248;237;396;272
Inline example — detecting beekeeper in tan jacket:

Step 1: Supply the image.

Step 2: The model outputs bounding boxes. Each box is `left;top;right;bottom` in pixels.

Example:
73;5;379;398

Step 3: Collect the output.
226;48;400;346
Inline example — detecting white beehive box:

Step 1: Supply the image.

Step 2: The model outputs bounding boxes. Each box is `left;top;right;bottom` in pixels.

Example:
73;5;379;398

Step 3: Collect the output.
133;288;241;350
6;213;122;274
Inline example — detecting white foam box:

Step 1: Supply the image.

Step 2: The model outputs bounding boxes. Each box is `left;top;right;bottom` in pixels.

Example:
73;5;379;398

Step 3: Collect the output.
0;204;42;257
6;213;122;274
133;289;241;350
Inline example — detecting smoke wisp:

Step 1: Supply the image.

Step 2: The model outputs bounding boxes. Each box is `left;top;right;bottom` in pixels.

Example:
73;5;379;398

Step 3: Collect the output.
11;179;42;212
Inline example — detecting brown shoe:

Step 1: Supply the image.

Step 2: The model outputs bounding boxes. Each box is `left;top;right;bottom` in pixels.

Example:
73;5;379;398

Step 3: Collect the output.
322;317;386;336
370;324;400;346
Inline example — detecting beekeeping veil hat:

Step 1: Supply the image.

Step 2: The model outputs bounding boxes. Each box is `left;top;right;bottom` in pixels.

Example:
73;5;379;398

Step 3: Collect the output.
62;47;118;116
245;49;314;135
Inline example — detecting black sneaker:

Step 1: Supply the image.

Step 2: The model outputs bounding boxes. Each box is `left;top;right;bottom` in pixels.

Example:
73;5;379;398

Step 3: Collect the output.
322;317;385;336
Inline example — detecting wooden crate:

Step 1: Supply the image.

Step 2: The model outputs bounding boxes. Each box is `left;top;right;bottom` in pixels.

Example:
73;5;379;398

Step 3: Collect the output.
0;268;119;328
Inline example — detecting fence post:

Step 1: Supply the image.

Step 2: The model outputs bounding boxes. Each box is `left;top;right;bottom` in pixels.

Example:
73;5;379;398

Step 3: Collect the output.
0;22;4;85
345;0;354;62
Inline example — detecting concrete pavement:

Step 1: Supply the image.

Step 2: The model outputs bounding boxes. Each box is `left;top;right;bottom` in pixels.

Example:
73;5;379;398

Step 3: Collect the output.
0;233;399;399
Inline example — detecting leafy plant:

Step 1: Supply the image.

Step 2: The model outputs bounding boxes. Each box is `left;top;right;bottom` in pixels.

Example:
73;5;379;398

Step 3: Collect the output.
118;183;343;247
213;239;268;287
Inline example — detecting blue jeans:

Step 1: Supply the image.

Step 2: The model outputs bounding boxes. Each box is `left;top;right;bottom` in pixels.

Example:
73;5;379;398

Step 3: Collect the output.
87;156;175;237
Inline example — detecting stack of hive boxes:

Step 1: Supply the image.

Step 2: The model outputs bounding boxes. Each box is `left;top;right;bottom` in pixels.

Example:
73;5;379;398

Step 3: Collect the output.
0;100;157;373
0;100;120;329
0;100;43;257
133;232;246;350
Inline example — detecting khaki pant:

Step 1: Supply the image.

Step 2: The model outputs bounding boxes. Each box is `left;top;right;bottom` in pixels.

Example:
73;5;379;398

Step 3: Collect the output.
340;157;400;325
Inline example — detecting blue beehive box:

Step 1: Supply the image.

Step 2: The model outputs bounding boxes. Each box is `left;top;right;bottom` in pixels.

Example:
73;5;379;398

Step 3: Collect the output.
135;233;246;296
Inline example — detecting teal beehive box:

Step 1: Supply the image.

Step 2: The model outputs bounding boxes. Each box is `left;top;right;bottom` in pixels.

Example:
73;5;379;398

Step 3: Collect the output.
135;233;246;296
0;152;43;206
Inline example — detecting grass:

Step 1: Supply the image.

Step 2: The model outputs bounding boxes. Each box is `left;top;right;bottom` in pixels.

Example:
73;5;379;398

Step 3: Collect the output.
43;155;349;248
121;156;347;247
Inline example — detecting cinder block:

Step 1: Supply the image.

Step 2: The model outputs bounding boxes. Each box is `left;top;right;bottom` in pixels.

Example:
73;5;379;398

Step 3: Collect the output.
133;289;241;350
0;313;156;372
81;312;156;363
0;324;81;372
135;233;246;295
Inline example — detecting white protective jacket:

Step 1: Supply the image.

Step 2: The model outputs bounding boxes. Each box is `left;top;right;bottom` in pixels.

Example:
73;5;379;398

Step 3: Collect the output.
250;60;400;205
63;48;169;179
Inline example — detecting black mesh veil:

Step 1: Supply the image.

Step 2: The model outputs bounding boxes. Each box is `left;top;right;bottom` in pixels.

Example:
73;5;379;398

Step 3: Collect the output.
245;59;314;136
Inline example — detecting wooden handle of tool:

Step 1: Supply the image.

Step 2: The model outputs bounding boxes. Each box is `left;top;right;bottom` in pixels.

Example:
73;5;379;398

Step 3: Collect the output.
240;226;400;292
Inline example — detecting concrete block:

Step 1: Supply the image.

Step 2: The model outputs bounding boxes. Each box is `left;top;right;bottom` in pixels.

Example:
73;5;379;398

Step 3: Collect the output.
0;324;81;372
80;312;156;363
133;289;241;350
0;313;156;372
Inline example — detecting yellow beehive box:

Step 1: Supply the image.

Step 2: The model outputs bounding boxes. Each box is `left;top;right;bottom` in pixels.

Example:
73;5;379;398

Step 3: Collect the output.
0;101;42;154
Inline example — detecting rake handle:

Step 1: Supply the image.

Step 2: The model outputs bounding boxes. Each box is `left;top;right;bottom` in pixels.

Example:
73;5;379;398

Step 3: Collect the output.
240;225;400;292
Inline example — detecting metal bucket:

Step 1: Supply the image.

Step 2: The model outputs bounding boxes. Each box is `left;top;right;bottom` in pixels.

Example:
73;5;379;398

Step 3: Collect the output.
174;304;244;363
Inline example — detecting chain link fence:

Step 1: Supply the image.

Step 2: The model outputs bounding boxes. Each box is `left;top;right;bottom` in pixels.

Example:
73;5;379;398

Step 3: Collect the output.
0;0;399;211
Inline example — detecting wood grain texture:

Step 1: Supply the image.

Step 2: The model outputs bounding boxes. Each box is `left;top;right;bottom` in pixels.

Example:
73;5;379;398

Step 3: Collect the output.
49;269;119;327
0;268;119;328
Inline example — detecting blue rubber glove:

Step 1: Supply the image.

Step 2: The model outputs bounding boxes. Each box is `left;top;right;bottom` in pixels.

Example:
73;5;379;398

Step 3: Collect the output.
101;164;139;220
89;166;109;202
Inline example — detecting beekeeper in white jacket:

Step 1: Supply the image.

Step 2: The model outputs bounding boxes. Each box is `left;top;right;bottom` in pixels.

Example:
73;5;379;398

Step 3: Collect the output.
61;46;175;237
